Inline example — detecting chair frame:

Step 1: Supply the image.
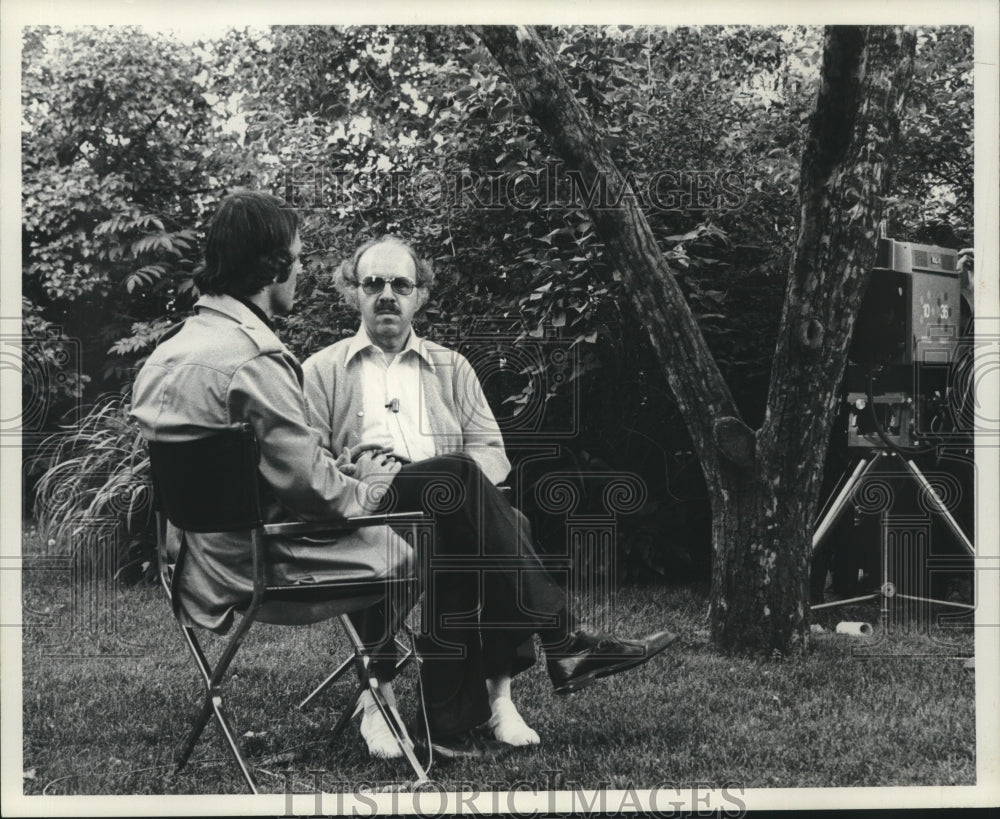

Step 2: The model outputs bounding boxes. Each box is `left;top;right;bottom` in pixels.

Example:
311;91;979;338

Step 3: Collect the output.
150;424;429;792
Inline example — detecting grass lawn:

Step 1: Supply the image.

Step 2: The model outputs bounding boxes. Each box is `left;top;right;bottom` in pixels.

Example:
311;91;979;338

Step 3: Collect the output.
19;530;975;796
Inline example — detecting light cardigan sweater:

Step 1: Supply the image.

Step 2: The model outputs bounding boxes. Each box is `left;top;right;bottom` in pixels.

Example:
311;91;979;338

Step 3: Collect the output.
301;332;511;485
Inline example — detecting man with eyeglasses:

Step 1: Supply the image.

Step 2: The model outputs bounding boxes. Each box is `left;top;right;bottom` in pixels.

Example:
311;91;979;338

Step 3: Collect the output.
302;236;676;762
305;236;510;484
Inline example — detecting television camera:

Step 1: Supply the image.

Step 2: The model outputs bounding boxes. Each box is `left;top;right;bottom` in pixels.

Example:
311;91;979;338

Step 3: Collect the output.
845;237;969;451
812;238;974;622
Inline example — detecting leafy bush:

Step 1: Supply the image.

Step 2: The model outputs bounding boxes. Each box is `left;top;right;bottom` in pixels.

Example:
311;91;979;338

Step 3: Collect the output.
23;24;972;587
32;394;155;584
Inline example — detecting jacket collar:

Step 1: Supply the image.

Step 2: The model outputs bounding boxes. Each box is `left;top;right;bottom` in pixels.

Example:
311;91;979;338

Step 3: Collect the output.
235;296;276;330
195;294;282;341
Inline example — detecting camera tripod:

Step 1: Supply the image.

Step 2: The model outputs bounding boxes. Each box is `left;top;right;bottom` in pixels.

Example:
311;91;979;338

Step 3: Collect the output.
810;449;975;623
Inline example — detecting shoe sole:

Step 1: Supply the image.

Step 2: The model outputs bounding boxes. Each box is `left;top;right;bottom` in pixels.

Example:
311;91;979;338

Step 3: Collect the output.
553;633;678;695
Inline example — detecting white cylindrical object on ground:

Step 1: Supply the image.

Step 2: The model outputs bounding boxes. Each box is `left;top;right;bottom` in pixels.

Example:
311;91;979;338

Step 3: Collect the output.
835;621;873;636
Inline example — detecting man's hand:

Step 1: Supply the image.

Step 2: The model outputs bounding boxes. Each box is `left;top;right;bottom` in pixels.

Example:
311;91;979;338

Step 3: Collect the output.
354;449;401;480
336;443;395;476
334;446;357;476
353;449;402;513
351;442;395;463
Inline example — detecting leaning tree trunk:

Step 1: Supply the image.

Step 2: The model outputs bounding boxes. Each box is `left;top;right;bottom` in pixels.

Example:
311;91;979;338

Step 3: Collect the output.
715;27;917;652
476;25;916;654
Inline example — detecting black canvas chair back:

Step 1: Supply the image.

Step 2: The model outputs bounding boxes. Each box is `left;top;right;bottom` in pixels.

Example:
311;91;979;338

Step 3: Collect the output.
147;423;427;791
148;424;261;532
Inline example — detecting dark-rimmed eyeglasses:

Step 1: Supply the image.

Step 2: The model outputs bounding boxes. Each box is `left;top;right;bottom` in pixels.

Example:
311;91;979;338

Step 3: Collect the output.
359;276;415;296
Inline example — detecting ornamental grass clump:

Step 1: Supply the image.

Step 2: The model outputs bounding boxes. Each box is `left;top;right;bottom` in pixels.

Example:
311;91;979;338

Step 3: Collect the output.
32;393;156;583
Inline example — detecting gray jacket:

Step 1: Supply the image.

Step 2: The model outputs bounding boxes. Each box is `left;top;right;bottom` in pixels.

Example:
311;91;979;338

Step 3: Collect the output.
131;294;410;632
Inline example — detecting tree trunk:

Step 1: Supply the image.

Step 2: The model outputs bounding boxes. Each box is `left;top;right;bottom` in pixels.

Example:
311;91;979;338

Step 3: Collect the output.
472;26;745;486
728;26;917;653
475;25;916;654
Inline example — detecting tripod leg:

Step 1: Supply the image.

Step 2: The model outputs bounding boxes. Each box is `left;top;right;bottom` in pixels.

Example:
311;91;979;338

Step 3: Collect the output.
812;457;878;552
810;592;880;610
902;459;974;555
894;593;975;610
881;518;891;631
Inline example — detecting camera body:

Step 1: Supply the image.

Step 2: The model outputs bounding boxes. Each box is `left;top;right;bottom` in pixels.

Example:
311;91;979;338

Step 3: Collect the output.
845;238;964;450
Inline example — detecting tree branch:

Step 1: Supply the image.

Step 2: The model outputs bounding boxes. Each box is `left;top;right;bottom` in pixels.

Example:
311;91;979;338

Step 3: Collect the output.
760;25;916;475
474;25;747;478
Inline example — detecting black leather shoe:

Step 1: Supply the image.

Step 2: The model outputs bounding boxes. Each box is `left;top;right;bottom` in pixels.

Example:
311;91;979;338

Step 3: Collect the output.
415;725;512;762
546;628;677;695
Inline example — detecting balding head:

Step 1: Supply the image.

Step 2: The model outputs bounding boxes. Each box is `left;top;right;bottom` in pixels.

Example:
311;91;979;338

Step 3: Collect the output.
333;236;435;310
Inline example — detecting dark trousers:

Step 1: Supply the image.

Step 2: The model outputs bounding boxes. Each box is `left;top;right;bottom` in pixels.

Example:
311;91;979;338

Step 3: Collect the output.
353;453;570;738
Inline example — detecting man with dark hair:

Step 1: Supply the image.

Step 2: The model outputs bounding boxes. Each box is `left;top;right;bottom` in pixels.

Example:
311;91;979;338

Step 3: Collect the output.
131;192;411;640
304;236;678;761
134;195;675;765
197;190;303;299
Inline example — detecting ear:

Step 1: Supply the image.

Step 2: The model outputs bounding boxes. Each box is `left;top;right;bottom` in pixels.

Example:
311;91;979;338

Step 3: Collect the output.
264;249;293;283
415;287;430;312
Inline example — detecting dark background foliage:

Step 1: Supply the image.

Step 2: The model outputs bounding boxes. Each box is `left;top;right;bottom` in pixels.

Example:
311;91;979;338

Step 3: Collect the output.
22;25;973;582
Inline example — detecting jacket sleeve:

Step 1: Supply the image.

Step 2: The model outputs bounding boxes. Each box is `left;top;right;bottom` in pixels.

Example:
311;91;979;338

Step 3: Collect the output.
452;353;511;485
228;353;369;520
301;353;338;453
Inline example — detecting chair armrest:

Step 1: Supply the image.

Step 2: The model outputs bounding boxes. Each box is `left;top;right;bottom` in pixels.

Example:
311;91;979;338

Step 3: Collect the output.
262;512;425;538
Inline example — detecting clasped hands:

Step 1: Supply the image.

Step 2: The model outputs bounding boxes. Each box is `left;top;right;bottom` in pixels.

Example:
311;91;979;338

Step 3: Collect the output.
335;443;405;515
335;442;404;480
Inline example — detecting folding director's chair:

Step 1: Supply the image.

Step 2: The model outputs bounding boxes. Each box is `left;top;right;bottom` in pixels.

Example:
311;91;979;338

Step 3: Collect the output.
148;423;428;792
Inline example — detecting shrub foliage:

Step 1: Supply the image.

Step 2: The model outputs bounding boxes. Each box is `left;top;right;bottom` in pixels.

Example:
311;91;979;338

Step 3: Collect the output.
23;25;972;582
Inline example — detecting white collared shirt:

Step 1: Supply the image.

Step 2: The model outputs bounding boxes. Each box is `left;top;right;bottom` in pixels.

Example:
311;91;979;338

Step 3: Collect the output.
346;325;437;463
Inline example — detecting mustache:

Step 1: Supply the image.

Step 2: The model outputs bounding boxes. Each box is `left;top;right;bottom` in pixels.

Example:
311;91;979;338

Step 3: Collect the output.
374;302;401;314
